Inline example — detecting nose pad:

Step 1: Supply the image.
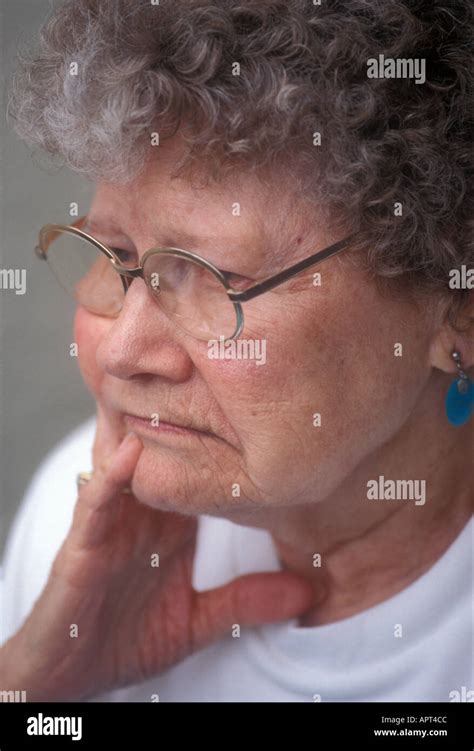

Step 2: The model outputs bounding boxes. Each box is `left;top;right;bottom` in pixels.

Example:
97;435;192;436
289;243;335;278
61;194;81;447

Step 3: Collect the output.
119;269;165;322
121;272;162;311
121;275;132;293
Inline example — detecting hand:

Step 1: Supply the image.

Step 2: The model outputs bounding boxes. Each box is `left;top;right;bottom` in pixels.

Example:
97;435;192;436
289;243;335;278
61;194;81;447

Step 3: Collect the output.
0;407;314;702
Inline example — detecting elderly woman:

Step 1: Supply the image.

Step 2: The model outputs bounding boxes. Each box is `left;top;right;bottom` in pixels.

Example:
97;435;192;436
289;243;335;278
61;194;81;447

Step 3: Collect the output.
0;0;472;703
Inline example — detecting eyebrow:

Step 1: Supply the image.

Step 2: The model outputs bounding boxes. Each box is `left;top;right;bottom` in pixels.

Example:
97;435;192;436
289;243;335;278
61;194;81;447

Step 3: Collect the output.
85;216;251;254
84;217;131;244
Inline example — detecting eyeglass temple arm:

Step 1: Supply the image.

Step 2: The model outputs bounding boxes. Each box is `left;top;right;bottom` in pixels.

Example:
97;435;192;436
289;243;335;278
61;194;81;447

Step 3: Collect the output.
227;234;357;303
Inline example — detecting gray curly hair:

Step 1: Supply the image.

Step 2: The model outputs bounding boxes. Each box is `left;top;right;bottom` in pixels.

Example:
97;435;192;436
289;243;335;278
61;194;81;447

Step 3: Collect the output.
8;0;473;323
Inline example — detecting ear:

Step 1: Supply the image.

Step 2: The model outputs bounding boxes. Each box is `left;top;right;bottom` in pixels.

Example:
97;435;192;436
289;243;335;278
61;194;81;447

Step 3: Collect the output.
429;293;474;374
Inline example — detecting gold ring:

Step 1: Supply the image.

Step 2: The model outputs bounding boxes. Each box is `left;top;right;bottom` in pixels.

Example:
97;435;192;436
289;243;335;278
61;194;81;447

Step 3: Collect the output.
77;471;93;487
76;471;132;493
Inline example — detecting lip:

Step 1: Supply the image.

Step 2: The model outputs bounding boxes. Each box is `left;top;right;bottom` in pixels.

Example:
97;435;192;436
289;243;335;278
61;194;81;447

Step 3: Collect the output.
123;413;216;440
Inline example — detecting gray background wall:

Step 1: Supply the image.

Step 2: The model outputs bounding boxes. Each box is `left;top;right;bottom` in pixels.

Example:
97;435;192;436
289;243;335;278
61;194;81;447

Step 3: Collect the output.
1;0;96;557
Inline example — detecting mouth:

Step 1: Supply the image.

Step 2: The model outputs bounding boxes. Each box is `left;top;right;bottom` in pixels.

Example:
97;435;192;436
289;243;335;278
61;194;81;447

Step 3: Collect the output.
123;413;217;441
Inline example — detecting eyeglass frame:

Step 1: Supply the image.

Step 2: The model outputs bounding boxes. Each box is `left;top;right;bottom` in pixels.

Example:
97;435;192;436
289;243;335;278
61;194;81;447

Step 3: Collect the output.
35;217;357;341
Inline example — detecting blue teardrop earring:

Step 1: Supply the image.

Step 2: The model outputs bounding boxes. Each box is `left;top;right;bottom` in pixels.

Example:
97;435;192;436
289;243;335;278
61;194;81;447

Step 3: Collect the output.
445;351;474;426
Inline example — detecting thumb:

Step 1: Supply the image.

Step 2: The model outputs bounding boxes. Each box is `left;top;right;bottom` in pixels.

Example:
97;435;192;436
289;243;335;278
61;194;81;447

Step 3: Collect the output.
192;572;316;647
92;404;124;472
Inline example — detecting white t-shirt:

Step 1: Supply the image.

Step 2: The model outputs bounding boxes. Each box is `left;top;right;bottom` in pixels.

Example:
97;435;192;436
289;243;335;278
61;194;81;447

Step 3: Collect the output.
1;418;473;702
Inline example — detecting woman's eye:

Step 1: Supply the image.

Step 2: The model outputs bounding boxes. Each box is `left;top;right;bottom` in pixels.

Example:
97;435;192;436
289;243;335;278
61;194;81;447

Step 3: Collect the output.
111;247;137;265
222;271;253;289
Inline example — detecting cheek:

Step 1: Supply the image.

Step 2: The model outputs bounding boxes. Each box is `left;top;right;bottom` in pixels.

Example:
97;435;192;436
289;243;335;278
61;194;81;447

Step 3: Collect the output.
196;336;314;455
192;285;428;501
74;306;107;396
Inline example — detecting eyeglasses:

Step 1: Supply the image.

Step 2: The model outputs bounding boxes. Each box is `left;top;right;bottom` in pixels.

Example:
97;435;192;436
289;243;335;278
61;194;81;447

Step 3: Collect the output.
35;216;355;341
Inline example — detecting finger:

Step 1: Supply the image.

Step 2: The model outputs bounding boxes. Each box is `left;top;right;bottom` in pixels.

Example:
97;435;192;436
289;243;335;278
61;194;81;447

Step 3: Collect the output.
192;572;317;647
92;404;124;472
71;431;143;549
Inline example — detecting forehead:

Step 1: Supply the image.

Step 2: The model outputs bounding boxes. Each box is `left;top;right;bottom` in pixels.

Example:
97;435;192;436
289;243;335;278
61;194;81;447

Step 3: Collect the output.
87;136;325;270
91;164;261;249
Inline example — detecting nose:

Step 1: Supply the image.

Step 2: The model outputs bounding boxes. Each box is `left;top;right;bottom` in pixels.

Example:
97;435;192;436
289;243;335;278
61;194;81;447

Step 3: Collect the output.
95;276;193;383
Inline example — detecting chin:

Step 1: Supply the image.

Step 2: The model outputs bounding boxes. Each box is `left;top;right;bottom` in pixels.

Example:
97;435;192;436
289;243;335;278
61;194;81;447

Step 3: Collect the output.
129;445;230;515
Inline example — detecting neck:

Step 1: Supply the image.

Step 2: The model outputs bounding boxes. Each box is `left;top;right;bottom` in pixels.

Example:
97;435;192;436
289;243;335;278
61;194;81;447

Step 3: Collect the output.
240;371;473;625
